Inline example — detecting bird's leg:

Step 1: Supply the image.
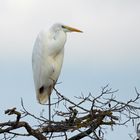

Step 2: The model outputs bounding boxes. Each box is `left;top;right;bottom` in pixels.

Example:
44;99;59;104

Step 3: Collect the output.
48;95;51;123
48;79;56;124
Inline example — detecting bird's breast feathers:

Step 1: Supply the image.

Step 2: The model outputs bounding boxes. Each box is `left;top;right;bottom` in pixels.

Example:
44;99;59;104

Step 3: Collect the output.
32;31;65;91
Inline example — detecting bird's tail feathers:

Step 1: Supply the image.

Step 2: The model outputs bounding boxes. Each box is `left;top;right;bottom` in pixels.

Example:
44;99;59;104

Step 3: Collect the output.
36;86;53;104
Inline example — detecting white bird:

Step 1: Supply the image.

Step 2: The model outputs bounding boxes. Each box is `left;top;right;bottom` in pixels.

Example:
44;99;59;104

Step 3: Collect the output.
32;23;82;104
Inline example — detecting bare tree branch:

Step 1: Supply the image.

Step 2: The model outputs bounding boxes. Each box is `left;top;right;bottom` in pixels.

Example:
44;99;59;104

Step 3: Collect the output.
0;85;140;139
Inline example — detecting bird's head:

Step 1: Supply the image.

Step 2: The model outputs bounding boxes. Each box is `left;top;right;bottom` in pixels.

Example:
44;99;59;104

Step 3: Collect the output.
50;23;83;33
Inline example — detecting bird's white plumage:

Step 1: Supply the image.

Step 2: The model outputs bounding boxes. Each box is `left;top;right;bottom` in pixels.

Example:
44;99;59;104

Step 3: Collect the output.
32;23;82;104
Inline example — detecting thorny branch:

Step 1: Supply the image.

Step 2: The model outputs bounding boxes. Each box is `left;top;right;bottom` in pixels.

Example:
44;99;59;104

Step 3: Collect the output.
0;85;140;140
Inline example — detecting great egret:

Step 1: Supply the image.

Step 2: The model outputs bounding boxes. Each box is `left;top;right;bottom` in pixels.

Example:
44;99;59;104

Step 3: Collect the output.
32;23;82;118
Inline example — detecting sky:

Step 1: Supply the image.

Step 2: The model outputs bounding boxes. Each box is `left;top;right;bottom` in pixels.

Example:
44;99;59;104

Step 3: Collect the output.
0;0;140;139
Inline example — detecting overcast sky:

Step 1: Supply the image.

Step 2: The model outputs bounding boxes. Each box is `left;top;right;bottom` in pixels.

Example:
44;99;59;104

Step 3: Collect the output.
0;0;140;139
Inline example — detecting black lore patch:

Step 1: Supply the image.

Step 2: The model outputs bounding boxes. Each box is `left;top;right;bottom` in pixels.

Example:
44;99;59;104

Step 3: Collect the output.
39;86;44;94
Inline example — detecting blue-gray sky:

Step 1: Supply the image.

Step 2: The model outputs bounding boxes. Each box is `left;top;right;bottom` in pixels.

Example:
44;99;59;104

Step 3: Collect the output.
0;0;140;139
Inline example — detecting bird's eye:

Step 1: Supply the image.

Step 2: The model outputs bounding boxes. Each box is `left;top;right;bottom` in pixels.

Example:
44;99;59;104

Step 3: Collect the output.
61;25;65;28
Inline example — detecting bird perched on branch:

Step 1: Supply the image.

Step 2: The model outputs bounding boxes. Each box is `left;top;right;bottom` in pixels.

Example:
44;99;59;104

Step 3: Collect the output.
32;23;82;105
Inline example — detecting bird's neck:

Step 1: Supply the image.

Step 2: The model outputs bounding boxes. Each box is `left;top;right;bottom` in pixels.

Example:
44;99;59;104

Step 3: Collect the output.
48;31;67;57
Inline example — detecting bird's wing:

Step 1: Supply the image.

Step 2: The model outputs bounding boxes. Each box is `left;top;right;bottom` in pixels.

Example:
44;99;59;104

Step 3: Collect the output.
32;31;54;98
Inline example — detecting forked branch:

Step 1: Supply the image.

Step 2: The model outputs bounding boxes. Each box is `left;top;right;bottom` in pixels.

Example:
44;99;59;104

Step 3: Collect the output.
0;85;140;140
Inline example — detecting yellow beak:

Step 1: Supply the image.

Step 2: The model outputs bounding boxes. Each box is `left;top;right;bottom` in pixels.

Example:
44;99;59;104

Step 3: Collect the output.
64;25;83;33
